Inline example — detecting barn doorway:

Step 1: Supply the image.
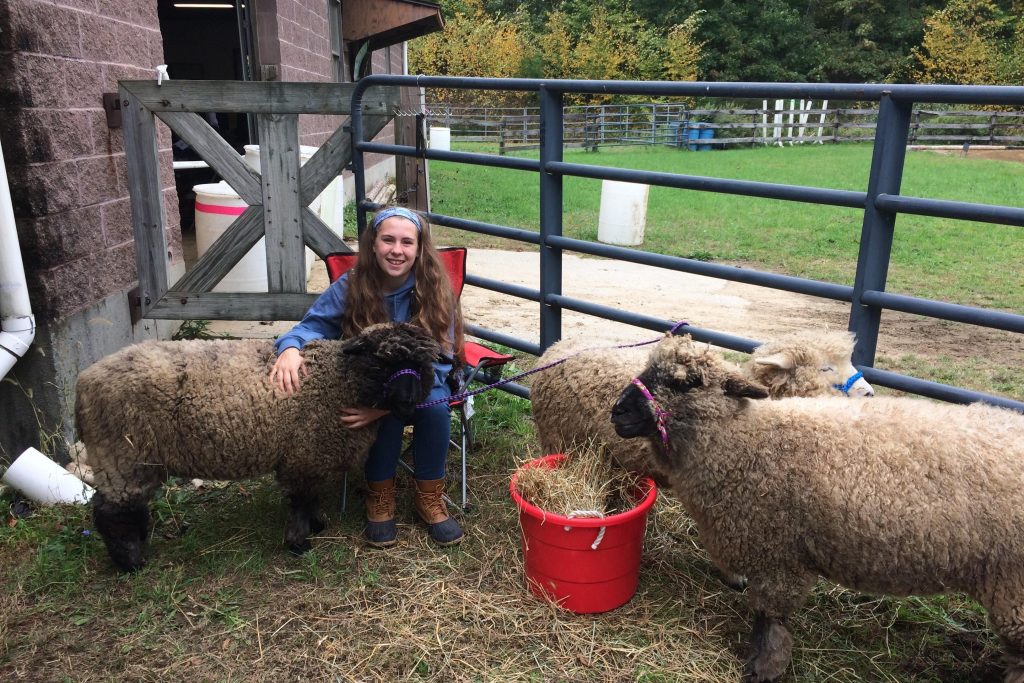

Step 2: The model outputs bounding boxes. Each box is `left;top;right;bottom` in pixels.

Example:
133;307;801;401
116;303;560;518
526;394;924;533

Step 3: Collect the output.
157;0;256;242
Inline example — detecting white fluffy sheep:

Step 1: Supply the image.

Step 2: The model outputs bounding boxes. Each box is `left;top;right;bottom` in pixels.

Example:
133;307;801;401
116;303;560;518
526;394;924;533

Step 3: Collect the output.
610;334;1024;682
75;322;439;572
530;328;872;481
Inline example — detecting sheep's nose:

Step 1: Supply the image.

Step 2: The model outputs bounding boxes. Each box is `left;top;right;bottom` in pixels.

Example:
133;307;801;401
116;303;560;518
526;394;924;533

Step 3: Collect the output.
850;377;874;397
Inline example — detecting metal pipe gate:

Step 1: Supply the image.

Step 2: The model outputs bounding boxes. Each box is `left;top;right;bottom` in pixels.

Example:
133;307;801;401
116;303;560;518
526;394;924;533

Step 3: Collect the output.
351;77;1024;411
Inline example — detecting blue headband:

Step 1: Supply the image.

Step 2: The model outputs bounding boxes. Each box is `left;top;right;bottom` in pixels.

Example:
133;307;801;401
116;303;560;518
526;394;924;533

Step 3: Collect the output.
371;207;423;233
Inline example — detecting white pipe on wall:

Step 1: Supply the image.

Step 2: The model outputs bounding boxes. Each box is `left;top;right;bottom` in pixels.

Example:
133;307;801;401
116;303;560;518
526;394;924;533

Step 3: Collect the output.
0;136;36;381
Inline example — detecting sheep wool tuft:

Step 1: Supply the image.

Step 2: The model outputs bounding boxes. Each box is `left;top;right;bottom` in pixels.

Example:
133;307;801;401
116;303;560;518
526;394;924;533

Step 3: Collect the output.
611;334;1024;683
76;322;439;572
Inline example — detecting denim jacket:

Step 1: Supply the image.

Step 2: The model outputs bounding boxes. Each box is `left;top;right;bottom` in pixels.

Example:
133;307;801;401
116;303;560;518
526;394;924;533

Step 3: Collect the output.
274;271;453;399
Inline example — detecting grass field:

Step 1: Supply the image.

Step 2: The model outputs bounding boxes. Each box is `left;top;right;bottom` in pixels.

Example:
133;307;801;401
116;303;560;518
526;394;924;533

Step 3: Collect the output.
429;143;1024;312
2;143;1022;681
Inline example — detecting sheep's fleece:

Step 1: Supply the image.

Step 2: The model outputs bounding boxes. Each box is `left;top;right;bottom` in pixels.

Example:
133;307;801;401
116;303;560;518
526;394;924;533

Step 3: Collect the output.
76;322;439;570
611;334;1024;683
530;329;868;480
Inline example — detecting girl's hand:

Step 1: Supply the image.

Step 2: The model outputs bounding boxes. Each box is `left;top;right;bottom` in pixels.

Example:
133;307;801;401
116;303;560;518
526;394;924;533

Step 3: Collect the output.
270;347;308;395
338;407;389;429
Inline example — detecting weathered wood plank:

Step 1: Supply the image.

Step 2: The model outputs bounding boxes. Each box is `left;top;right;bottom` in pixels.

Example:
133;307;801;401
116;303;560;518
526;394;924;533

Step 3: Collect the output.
257;114;306;293
171;206;265;292
120;81;399;115
395;87;429;211
120;86;168;316
300;113;392;205
156;111;262;204
302;207;350;258
148;292;318;321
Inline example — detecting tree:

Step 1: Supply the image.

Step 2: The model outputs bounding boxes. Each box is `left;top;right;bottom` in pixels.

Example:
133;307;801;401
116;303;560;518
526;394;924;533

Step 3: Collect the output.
911;0;1021;84
409;0;532;105
664;12;706;83
693;0;823;82
536;9;574;79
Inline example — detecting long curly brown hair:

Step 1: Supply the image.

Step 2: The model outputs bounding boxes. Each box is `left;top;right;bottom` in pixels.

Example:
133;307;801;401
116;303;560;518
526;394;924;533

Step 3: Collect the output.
341;210;464;362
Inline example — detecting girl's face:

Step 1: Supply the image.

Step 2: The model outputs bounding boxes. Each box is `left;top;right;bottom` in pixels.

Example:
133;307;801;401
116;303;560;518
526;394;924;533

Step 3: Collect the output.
372;216;419;288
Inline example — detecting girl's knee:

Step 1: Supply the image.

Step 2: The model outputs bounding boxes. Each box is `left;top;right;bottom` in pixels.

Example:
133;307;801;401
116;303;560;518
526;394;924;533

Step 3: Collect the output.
417;402;451;425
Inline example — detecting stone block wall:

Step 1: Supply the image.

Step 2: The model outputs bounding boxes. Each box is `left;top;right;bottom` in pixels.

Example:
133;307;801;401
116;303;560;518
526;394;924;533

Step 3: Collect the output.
0;0;176;461
273;0;400;158
0;0;179;319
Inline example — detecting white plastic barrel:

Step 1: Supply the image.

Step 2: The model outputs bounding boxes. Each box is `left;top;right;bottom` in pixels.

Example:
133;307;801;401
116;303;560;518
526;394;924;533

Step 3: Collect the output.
193;181;269;292
243;144;319;175
2;447;94;505
597;180;650;246
429;126;451;151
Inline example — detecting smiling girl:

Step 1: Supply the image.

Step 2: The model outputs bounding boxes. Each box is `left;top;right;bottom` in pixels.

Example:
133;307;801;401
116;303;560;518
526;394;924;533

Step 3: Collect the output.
270;207;465;547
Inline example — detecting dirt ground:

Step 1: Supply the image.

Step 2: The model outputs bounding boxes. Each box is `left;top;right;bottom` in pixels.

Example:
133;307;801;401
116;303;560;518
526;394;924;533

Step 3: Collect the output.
459;249;1024;368
913;145;1024;164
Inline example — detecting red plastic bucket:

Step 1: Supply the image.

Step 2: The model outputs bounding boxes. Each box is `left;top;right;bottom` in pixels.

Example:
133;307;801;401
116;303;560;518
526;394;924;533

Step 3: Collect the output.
509;453;658;614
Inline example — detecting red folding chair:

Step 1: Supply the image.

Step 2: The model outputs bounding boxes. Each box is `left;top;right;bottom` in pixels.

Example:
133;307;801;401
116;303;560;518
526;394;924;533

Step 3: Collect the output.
325;247;514;511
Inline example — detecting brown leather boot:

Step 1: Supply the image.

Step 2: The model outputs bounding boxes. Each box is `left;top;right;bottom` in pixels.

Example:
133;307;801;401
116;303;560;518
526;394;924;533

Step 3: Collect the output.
365;479;397;547
413;478;464;546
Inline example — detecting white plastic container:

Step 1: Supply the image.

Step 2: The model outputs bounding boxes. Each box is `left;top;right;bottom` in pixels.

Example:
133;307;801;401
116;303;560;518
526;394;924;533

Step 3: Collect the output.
2;447;94;505
194;181;269;292
428;126;451;151
597;180;650;246
243;144;319;175
243;144;323;271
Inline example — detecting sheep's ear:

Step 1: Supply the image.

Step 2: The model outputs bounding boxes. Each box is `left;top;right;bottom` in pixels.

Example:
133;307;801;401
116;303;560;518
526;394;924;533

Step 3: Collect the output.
342;336;371;355
754;352;794;370
723;374;770;400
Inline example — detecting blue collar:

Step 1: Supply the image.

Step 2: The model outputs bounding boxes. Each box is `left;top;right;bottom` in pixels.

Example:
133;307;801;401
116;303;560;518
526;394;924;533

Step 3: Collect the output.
834;370;864;395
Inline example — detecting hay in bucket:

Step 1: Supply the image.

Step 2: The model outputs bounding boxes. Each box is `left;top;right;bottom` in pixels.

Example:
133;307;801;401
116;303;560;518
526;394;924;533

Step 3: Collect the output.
514;440;644;517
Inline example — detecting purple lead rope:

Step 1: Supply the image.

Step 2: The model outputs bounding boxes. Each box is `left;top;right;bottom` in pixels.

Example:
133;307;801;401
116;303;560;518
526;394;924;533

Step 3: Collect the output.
415;320;689;409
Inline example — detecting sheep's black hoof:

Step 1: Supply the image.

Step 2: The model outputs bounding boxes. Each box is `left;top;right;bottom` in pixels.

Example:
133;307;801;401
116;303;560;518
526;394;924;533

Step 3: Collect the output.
288;539;312;556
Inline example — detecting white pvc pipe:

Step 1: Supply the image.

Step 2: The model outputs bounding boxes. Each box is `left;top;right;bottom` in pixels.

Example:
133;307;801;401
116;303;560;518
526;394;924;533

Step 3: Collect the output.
0;136;36;381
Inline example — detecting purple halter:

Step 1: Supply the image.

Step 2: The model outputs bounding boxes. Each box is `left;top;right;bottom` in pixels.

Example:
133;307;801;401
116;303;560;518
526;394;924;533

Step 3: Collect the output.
384;368;421;389
630;377;671;449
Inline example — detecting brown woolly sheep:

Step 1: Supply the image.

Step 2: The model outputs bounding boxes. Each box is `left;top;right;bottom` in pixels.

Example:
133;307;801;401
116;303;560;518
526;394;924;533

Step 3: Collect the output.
611;334;1024;682
76;322;439;572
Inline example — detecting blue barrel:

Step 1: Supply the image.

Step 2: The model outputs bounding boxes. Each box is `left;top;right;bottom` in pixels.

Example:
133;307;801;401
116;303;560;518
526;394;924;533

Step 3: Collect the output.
699;125;714;151
686;124;702;151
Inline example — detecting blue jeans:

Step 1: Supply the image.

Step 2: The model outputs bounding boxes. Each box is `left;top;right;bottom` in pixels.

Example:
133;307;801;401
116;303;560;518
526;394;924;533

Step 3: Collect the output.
364;384;452;481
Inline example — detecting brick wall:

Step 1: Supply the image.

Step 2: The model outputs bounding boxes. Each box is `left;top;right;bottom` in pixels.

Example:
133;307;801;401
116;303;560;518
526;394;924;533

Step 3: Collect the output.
273;0;401;154
0;0;178;320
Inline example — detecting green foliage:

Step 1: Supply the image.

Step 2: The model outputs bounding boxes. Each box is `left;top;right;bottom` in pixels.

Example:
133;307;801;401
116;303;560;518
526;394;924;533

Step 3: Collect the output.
664;12;705;83
912;0;1023;85
420;0;1024;95
409;0;533;106
172;320;235;341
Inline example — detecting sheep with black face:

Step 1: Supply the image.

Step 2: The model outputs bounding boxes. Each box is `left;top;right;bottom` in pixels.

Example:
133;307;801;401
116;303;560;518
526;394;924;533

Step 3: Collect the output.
611;334;1024;683
76;322;439;572
530;328;872;484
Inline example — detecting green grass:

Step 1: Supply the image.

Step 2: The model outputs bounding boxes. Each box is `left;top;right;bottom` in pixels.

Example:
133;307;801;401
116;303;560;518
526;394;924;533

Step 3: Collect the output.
429;143;1024;313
